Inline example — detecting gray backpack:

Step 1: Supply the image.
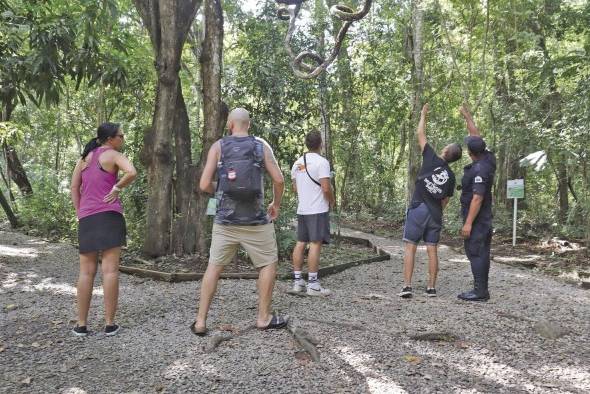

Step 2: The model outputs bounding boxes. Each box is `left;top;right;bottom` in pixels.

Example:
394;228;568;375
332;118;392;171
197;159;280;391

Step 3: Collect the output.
217;136;264;201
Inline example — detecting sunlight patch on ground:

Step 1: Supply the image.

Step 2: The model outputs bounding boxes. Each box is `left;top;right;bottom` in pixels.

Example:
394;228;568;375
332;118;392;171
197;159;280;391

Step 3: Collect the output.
1;273;101;296
532;365;590;391
0;245;39;258
448;258;470;264
493;255;542;263
411;343;548;392
336;346;408;393
62;388;88;394
2;272;38;289
163;360;191;380
32;277;84;295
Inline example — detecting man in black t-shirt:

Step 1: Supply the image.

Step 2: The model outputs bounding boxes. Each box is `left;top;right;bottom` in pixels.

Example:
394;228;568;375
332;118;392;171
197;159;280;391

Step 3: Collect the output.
399;104;462;299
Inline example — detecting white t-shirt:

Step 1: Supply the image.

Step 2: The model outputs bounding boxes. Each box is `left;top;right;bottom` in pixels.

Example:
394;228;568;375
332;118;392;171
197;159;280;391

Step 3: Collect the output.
291;153;331;215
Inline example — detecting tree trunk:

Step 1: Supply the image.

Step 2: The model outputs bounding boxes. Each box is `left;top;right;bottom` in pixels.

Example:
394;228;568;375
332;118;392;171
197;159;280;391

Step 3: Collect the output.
133;0;200;257
556;159;569;222
172;87;197;255
0;186;18;228
532;13;568;222
3;143;33;196
1;101;33;196
195;0;225;254
406;0;424;204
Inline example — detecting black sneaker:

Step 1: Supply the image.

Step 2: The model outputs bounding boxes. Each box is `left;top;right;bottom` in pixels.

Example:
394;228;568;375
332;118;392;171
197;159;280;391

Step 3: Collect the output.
71;325;88;337
104;324;120;336
425;288;437;297
398;286;413;298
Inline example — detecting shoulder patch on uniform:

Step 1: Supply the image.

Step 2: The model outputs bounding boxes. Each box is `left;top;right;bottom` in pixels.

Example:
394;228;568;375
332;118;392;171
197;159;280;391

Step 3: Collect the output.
474;176;483;183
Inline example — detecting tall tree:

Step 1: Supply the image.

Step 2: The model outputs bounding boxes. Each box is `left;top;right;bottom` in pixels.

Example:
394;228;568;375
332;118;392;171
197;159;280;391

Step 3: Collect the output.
406;0;424;203
195;0;225;254
133;0;200;256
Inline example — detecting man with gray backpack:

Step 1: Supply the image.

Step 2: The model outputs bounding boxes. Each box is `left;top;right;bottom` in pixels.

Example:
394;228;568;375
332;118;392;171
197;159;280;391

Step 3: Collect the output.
192;108;288;336
399;104;462;299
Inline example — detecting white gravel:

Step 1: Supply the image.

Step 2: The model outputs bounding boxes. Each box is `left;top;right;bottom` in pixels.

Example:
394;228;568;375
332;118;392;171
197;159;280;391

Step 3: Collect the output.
1;228;589;394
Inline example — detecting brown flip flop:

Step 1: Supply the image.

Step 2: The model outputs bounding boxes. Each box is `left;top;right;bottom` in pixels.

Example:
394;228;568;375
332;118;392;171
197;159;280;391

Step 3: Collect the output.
190;321;207;337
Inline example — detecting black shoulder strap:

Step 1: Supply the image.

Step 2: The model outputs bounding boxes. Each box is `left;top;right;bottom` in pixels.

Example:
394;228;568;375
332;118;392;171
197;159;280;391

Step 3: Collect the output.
303;153;321;186
219;137;226;162
252;136;264;163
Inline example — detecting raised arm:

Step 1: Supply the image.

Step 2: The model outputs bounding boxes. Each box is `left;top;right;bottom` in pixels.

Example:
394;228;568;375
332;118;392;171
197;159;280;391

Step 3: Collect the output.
199;141;220;194
459;104;481;137
261;140;285;221
416;103;429;152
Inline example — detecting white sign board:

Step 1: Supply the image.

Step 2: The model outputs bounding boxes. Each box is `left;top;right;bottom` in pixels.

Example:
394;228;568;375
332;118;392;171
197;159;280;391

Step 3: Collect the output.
507;179;524;246
507;179;524;199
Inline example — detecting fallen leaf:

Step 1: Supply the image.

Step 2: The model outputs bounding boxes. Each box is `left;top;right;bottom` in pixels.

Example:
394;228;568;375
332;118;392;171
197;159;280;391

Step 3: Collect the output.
31;342;40;348
295;350;312;363
455;341;470;349
51;320;62;325
20;377;31;385
403;355;422;365
360;293;386;300
5;304;18;312
218;324;236;333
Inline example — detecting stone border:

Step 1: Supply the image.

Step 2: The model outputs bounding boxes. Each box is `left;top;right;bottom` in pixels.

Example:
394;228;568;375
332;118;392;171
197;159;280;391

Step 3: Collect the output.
119;234;390;283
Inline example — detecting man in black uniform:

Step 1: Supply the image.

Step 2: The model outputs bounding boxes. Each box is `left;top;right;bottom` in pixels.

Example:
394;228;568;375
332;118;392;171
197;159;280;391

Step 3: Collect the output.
458;104;497;302
399;103;462;298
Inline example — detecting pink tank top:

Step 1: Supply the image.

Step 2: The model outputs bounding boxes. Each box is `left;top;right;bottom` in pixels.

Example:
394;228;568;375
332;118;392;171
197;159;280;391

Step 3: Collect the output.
78;146;123;220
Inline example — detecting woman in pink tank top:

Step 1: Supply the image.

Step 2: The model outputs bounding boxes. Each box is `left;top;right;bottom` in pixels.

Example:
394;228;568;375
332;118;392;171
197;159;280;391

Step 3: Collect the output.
70;122;137;337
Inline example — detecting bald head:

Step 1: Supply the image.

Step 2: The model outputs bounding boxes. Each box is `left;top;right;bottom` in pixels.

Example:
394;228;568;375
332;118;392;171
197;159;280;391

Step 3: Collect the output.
227;107;250;135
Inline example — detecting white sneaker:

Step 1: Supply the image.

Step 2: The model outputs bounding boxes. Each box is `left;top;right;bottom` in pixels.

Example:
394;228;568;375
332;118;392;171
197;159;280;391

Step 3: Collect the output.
306;285;332;297
292;280;306;293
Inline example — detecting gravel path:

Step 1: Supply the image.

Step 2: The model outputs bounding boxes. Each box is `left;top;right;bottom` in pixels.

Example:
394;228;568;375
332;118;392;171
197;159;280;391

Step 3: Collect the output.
1;228;589;394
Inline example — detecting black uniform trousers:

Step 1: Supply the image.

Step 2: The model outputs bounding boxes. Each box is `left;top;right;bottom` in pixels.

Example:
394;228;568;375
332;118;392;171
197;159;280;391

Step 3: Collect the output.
463;219;493;289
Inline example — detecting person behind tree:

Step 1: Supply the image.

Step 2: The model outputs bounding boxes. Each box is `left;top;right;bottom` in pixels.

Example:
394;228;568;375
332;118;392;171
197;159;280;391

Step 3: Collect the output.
457;104;497;301
290;131;336;296
70;122;137;336
399;104;462;299
192;108;288;336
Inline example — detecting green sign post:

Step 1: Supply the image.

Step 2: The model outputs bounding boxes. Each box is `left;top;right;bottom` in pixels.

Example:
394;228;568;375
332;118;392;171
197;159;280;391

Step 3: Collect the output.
507;179;524;246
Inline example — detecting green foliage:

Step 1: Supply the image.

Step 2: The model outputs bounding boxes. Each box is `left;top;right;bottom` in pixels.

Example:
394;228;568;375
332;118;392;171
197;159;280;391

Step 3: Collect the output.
1;0;589;251
15;167;77;239
273;197;297;260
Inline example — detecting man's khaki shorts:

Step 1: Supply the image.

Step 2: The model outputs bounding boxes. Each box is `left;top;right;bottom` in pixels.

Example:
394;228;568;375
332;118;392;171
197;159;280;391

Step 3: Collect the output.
209;223;278;268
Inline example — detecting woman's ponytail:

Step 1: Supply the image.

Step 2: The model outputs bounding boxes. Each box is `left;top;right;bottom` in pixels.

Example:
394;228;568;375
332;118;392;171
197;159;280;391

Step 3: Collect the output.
81;138;100;160
81;122;121;160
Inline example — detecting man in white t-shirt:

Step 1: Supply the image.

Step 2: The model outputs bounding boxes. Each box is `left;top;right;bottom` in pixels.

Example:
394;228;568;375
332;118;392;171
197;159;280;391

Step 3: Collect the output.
290;131;335;296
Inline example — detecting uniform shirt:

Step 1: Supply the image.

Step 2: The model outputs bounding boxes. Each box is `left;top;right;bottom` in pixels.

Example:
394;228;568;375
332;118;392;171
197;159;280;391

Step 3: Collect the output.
291;153;331;215
460;149;497;222
411;143;456;225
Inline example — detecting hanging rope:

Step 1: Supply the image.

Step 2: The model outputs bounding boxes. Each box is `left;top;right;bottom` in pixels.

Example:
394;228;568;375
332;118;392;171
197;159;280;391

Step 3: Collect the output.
276;0;372;79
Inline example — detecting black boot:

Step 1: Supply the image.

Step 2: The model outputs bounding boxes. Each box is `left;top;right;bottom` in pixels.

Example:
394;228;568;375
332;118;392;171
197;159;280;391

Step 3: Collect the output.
458;281;489;302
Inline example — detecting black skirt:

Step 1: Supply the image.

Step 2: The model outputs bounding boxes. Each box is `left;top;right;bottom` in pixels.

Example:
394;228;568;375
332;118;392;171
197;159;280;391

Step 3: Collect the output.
78;211;127;253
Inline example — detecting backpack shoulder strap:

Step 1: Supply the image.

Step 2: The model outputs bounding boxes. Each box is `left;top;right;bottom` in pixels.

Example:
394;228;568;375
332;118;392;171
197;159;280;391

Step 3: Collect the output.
304;153;321;186
219;138;227;162
252;136;264;163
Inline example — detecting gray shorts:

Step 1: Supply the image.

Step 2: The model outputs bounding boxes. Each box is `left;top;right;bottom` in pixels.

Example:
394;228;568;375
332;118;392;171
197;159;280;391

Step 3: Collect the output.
297;212;331;244
403;203;442;246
